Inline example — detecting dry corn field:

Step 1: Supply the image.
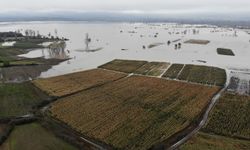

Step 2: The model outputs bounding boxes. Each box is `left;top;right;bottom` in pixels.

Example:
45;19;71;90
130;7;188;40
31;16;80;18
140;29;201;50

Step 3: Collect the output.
50;75;220;150
33;69;127;97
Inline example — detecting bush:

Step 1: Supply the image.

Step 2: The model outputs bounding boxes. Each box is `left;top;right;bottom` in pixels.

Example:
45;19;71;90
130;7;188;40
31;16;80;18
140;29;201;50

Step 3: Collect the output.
2;61;10;67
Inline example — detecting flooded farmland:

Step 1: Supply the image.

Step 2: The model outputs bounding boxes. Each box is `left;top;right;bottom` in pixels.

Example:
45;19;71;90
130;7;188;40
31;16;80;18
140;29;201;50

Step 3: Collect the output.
1;22;250;78
227;71;250;95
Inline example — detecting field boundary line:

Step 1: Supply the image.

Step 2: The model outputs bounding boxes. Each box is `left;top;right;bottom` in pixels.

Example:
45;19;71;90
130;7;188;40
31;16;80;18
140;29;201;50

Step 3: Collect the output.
100;68;220;88
176;64;186;79
80;137;106;150
159;63;172;78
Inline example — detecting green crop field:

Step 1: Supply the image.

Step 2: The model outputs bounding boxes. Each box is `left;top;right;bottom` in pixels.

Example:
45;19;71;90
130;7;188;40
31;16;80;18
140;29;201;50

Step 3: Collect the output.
0;83;49;118
178;65;226;86
162;64;184;79
0;123;77;150
217;48;235;56
181;132;250;150
203;93;250;139
50;75;219;150
134;62;170;76
13;41;44;49
98;59;148;73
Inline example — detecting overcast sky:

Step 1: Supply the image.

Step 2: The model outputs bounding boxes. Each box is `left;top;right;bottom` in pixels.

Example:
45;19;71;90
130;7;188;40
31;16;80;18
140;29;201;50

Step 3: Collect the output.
1;0;250;14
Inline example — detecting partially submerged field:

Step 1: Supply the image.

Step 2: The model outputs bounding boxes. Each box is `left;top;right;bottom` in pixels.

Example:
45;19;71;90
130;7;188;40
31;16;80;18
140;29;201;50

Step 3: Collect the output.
33;69;127;97
184;39;210;45
100;60;226;86
227;72;250;95
217;48;235;56
0;123;77;150
0;82;49;118
0;58;65;83
50;75;219;149
98;59;147;73
180;132;250;150
0;38;53;62
202;93;250;140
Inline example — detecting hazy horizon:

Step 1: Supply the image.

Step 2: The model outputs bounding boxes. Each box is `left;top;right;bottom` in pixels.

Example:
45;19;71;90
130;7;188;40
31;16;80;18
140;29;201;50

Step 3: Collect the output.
0;0;250;26
1;0;250;14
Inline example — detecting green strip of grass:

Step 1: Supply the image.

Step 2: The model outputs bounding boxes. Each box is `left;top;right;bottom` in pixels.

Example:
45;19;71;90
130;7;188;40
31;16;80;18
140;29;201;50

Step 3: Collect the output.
13;41;44;49
0;83;50;118
181;132;250;150
0;123;77;150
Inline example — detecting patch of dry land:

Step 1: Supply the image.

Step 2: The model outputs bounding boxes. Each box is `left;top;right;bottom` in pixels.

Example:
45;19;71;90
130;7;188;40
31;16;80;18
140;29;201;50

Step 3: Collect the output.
33;69;126;97
50;75;220;150
184;39;210;45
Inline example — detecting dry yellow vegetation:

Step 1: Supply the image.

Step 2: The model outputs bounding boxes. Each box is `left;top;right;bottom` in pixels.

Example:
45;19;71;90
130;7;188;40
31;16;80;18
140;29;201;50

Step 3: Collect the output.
50;76;219;149
33;69;127;97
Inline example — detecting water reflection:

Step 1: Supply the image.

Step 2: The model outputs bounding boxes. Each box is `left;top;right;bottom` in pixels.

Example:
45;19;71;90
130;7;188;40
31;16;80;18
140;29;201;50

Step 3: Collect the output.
85;33;91;50
75;33;103;52
47;41;69;59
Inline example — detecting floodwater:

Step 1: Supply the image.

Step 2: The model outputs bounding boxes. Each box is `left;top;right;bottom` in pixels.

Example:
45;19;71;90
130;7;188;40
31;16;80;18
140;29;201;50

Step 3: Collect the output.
0;21;250;78
227;71;250;95
1;41;16;46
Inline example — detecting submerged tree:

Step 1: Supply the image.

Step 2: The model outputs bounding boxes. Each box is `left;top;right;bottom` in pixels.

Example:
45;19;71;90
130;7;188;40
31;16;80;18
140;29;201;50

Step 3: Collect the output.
175;44;178;50
85;33;91;50
178;43;182;49
167;40;171;45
